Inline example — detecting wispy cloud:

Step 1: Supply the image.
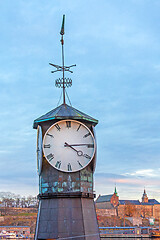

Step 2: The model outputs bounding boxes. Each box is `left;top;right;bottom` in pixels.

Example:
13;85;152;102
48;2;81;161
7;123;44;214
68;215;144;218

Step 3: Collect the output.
95;171;160;200
1;0;160;197
125;169;160;177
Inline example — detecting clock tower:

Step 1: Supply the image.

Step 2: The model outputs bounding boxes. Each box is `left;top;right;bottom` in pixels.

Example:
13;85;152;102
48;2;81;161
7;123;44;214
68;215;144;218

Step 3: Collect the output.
33;15;100;240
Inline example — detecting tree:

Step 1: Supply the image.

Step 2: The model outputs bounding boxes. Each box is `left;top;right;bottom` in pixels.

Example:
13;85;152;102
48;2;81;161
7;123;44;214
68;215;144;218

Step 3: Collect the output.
124;201;136;217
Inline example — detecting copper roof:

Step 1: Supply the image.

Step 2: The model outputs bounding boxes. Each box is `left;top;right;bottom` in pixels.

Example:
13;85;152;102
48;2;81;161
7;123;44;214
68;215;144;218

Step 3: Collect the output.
33;103;98;129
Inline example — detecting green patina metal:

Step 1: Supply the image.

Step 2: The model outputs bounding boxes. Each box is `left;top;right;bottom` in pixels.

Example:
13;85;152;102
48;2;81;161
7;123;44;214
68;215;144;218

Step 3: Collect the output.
114;186;118;196
52;187;57;192
42;182;49;188
42;188;48;194
33;103;98;129
88;173;93;182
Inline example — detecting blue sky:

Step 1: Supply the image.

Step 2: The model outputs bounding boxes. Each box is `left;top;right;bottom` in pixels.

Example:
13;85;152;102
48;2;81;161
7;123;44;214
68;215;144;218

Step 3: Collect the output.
1;0;160;201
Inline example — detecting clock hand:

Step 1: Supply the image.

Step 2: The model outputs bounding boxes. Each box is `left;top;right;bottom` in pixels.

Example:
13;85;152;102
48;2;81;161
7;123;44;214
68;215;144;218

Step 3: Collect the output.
64;142;83;156
65;143;93;147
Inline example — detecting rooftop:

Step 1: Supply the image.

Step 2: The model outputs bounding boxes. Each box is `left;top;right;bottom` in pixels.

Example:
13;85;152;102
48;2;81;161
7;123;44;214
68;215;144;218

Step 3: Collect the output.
141;199;160;205
96;195;113;203
33;103;98;129
119;200;141;205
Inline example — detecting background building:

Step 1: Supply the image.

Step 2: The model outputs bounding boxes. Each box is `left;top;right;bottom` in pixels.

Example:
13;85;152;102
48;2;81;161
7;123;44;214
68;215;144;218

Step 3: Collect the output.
96;188;160;220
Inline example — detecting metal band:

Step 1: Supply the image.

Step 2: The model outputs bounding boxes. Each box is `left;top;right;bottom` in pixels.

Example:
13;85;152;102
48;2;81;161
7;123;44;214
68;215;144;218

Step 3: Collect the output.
38;192;95;199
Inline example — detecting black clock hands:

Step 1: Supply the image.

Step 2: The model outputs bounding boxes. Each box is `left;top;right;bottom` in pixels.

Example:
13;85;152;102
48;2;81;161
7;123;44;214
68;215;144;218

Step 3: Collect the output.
64;143;93;147
64;142;92;160
64;142;83;156
66;144;86;146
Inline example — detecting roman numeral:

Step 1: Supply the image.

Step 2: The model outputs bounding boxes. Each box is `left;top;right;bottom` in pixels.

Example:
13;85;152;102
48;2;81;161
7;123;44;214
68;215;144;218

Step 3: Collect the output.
46;133;54;138
77;124;81;131
77;161;83;168
83;132;91;138
46;153;54;162
55;161;61;169
87;144;94;148
66;121;71;128
55;124;61;131
44;144;51;148
68;163;72;171
83;154;91;159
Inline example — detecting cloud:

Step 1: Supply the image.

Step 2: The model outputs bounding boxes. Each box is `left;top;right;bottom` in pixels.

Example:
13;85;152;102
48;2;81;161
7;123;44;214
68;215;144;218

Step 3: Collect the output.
94;171;160;201
125;169;160;177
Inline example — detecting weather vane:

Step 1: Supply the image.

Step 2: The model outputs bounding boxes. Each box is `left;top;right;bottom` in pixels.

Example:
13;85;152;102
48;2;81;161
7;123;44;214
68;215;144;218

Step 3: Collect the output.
49;15;76;105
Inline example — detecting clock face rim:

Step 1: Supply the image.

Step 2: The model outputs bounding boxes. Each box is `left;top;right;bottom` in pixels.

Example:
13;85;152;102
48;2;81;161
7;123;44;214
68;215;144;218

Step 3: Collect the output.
37;125;43;175
42;119;96;173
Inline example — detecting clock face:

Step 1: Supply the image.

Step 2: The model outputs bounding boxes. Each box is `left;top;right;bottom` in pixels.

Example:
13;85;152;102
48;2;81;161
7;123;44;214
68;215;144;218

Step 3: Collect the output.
37;125;43;175
43;119;96;172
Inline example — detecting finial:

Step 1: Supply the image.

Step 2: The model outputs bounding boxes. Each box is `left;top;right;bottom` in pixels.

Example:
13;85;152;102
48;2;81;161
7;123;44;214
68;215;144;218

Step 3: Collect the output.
49;15;76;105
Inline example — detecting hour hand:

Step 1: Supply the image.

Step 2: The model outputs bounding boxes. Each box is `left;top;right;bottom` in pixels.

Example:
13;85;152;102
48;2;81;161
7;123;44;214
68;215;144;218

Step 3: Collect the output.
64;142;83;156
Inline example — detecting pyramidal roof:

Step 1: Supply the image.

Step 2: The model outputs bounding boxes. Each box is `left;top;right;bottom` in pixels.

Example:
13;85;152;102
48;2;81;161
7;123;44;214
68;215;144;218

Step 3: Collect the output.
33;103;98;129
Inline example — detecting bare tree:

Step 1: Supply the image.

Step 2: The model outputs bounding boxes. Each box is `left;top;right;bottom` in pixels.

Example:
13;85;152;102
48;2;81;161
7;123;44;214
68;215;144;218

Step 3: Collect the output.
124;202;136;217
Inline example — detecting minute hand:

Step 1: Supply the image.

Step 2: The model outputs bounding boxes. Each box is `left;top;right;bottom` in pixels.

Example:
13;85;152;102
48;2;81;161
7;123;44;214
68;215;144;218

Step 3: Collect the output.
65;143;94;147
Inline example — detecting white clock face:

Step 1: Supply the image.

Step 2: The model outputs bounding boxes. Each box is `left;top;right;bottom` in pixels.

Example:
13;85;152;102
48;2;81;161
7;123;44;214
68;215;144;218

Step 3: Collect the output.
43;120;96;172
37;125;43;175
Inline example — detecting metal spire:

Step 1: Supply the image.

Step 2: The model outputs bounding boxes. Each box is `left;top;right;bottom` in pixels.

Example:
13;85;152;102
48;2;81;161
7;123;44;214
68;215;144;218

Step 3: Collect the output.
114;184;118;196
49;15;76;105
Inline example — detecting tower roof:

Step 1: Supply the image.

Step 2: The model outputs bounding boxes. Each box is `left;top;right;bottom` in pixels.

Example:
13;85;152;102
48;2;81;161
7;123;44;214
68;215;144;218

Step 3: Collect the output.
114;186;118;196
143;188;147;197
33;103;98;129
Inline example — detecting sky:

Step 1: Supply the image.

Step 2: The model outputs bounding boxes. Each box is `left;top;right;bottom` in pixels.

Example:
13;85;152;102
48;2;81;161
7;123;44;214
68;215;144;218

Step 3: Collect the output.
0;0;160;201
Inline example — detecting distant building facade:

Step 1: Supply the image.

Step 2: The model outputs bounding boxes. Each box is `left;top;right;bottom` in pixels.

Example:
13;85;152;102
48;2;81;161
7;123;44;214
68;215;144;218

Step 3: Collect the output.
96;187;119;209
96;188;160;219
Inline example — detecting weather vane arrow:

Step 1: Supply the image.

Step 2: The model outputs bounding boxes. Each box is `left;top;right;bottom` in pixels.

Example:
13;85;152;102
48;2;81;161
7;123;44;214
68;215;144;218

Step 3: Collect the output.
60;14;65;36
49;15;76;105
